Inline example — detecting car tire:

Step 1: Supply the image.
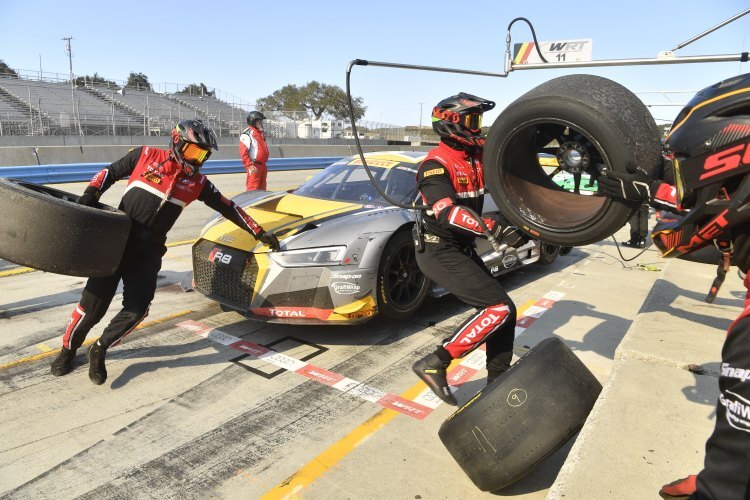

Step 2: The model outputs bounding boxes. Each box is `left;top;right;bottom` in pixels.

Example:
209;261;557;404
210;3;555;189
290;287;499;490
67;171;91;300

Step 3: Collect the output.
376;228;429;320
536;242;560;265
438;337;602;492
484;74;662;246
0;178;131;277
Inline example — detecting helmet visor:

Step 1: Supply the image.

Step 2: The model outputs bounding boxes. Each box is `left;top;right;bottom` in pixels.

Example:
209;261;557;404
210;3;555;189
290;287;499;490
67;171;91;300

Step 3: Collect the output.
462;113;482;132
181;142;210;166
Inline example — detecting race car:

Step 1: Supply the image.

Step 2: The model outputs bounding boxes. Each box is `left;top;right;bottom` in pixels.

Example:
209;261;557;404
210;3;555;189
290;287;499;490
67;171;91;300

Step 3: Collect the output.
191;151;563;324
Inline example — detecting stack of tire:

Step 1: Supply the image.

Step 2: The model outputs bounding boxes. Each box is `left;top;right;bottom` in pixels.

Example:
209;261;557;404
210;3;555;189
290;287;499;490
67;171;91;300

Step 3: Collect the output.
0;179;130;277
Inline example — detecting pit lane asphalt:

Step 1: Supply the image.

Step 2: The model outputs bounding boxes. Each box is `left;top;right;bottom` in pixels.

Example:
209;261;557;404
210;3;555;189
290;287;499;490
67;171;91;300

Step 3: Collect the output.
0;172;733;499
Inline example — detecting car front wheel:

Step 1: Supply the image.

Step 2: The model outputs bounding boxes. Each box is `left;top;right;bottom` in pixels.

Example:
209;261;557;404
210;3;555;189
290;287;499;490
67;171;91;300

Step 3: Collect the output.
376;229;429;320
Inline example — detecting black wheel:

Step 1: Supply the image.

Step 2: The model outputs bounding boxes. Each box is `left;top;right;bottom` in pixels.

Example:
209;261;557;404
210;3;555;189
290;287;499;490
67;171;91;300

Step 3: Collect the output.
376;229;429;319
537;242;560;265
484;74;662;246
438;337;602;492
0;178;131;277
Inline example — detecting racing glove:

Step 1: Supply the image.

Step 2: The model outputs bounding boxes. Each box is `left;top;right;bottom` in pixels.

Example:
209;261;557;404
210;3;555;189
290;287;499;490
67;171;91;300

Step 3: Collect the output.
257;230;281;252
597;164;660;203
76;187;101;207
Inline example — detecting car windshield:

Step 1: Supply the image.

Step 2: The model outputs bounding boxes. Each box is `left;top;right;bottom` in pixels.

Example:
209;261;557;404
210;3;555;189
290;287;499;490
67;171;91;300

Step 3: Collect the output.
294;161;419;204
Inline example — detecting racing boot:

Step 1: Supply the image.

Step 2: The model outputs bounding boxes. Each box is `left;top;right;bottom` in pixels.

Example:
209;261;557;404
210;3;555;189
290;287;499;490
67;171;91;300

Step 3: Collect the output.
88;341;107;385
50;347;77;376
412;350;457;406
659;474;697;499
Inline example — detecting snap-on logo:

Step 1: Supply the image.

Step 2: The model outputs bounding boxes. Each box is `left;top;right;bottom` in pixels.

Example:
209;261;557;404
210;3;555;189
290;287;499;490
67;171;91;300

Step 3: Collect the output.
208;247;232;264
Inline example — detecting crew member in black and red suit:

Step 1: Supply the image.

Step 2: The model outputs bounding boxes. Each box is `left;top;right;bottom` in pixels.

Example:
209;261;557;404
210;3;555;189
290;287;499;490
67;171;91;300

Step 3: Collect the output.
411;93;530;405
50;119;280;385
597;72;750;499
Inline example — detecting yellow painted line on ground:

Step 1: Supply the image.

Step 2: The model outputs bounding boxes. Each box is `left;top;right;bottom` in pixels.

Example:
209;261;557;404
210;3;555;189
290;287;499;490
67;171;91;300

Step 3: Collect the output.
0;266;37;278
262;300;539;499
35;343;54;353
166;239;197;248
0;309;194;372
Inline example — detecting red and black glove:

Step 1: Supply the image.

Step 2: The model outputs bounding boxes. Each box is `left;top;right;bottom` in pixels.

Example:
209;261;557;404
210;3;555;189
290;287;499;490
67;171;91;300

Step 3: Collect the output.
76;187;101;207
257;230;280;252
597;164;660;203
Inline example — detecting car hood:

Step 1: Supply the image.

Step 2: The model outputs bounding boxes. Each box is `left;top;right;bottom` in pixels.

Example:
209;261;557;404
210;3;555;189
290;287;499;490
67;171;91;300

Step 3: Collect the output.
199;191;400;252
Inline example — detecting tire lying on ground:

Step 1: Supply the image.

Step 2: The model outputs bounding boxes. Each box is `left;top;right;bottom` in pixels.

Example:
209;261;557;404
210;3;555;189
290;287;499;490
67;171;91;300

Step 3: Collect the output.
438;336;602;492
484;74;662;246
0;178;131;277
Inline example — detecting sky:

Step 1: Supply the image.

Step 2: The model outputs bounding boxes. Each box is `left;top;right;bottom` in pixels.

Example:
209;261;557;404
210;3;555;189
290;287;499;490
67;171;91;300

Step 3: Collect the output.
2;0;750;127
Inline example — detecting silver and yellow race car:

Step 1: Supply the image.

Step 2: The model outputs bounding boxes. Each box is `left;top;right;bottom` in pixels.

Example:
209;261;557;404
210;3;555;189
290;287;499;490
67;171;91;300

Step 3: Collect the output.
191;151;563;324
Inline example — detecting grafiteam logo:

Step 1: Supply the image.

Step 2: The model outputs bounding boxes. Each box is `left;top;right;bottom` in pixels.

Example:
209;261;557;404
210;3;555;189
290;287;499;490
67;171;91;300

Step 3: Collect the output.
720;389;750;433
332;281;360;295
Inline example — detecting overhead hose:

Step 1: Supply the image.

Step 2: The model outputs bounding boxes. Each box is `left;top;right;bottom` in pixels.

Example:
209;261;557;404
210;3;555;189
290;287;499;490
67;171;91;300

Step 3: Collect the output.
506;17;548;63
345;60;502;252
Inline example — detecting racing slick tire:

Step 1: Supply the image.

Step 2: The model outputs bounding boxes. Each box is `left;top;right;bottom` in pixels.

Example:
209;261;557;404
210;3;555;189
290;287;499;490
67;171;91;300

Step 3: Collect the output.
536;242;560;265
0;178;131;277
376;229;429;320
438;336;602;492
484;74;662;247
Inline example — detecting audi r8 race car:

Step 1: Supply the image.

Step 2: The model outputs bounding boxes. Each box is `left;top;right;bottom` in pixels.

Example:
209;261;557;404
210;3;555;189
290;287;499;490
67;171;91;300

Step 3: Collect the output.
191;151;563;324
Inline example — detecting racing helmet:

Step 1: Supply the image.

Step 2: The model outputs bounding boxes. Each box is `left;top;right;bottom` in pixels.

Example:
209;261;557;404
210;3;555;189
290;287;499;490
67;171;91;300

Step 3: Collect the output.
170;119;218;177
432;92;495;148
246;111;267;128
653;72;750;258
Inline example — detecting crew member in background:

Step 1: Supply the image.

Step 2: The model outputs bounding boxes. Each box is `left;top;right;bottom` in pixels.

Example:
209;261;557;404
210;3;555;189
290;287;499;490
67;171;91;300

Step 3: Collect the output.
597;72;750;499
622;202;649;248
50;119;280;386
240;111;269;191
411;93;529;405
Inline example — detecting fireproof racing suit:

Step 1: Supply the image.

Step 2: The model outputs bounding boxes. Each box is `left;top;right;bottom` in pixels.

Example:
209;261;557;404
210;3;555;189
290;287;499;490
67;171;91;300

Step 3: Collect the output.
239;125;269;191
61;146;269;351
415;140;521;376
646;183;750;499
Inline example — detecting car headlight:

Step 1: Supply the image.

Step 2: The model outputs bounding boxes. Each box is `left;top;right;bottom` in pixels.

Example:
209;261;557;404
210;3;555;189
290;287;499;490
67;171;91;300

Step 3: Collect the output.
269;246;347;267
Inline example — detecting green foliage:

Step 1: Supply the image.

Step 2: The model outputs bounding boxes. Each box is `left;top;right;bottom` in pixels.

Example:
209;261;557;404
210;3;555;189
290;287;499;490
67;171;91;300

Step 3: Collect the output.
178;83;214;97
74;73;118;88
126;72;152;91
257;81;366;121
0;60;18;77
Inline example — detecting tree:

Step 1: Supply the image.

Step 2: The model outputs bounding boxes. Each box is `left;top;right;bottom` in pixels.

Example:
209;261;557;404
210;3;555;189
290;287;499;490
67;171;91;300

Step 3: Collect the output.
178;83;214;97
0;60;18;77
257;81;366;121
74;72;118;88
126;72;152;90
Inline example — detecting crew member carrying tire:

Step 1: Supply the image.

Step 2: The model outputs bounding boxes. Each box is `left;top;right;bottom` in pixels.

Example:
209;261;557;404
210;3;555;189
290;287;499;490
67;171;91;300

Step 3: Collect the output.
597;73;750;499
50;119;280;386
239;111;269;191
411;93;529;405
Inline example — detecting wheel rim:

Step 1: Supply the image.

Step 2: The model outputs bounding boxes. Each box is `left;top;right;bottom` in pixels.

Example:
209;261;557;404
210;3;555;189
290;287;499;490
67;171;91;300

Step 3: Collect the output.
384;243;427;311
497;118;612;233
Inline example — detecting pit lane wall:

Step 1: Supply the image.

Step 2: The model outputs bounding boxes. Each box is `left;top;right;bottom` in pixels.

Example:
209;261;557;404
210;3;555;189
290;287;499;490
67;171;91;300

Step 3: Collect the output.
0;136;431;168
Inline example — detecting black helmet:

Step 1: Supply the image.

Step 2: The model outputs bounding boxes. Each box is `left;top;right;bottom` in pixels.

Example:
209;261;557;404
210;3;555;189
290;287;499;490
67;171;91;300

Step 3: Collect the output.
170;119;218;177
653;73;750;259
432;92;495;148
247;111;267;127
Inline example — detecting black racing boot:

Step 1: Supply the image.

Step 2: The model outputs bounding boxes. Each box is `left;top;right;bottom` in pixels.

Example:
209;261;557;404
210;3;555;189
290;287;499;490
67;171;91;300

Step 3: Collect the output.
412;351;457;406
486;371;504;386
88;341;107;385
50;347;77;376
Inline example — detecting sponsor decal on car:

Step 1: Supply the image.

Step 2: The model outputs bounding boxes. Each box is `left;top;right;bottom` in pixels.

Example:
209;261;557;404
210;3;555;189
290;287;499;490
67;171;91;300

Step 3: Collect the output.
331;281;361;295
331;273;363;279
208;247;232;264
